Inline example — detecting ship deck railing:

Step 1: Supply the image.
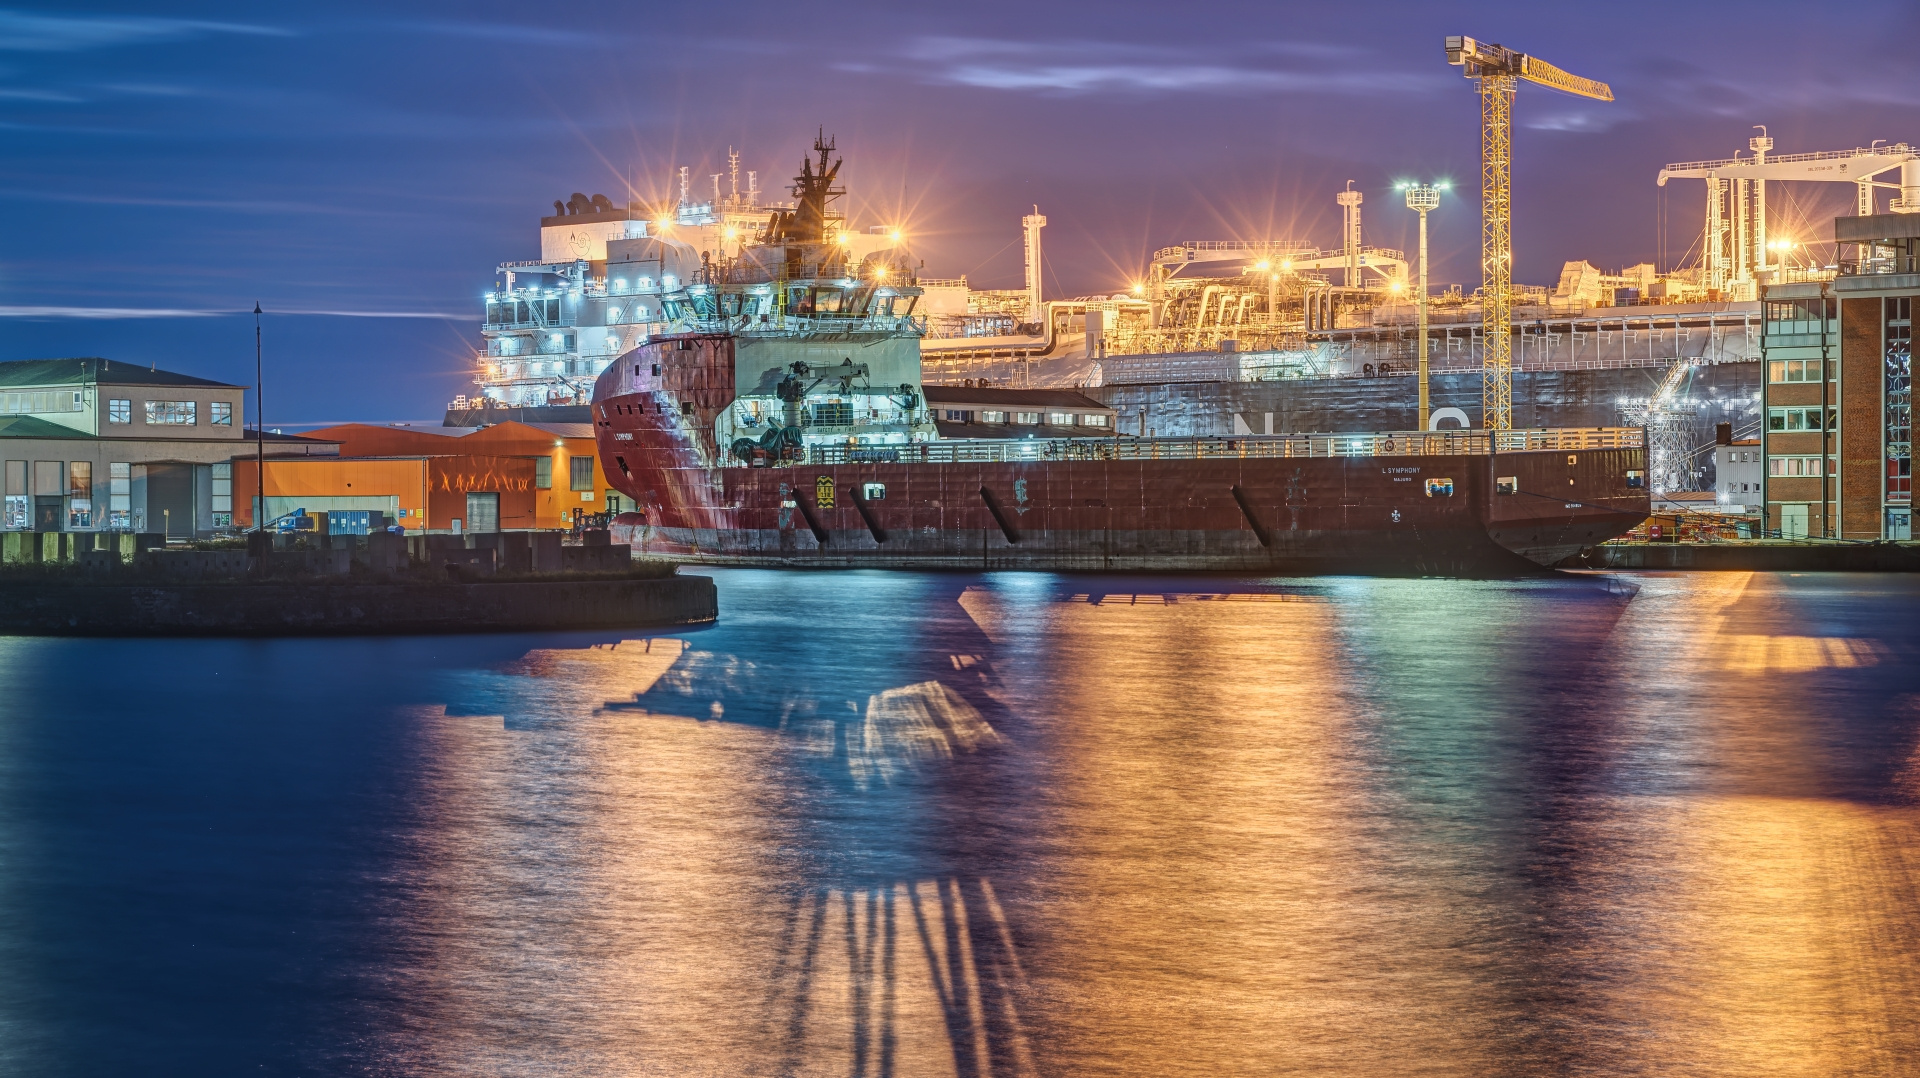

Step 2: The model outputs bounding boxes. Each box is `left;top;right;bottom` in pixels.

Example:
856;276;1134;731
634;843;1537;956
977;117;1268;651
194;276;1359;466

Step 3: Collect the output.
796;427;1645;466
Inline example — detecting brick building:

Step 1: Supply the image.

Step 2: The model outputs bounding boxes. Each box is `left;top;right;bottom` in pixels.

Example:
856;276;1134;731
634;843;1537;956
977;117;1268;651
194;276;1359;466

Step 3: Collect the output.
1759;213;1915;540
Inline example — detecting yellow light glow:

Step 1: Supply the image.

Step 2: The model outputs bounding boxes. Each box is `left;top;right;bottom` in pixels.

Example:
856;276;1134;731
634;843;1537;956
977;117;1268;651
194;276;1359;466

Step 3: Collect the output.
1255;260;1270;271
1131;282;1145;295
654;217;672;231
837;233;852;246
1390;281;1405;292
874;267;890;281
724;227;737;240
1281;260;1292;271
889;229;903;243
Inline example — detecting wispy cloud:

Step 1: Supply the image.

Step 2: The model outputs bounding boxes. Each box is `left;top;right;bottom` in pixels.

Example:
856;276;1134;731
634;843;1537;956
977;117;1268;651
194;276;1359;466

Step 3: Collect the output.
397;20;613;48
0;306;462;320
0;10;289;52
864;37;1443;97
271;309;465;319
0;305;217;319
0;86;80;102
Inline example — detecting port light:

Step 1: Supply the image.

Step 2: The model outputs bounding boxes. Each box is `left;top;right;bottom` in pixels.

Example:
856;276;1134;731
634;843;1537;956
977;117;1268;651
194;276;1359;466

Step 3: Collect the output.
724;227;737;240
890;229;903;243
1281;260;1292;271
655;217;672;231
1131;282;1144;295
837;232;852;246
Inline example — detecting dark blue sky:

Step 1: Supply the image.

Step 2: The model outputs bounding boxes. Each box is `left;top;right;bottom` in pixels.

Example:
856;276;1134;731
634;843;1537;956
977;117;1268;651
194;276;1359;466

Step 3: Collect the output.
3;2;1915;423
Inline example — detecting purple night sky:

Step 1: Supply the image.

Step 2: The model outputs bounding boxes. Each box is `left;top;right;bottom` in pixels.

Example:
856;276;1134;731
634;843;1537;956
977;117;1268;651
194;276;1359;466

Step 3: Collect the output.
2;2;1916;423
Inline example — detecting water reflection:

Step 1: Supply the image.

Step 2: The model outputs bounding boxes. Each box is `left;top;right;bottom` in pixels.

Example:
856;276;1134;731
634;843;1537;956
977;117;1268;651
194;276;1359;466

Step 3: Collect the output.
3;571;1916;1075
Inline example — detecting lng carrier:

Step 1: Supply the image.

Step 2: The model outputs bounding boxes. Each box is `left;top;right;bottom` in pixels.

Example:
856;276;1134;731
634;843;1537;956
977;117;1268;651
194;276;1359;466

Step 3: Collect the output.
585;135;1648;572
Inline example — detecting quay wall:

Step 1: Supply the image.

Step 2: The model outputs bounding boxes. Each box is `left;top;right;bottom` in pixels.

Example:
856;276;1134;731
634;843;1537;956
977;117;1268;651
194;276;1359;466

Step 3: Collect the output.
1561;542;1920;572
0;574;717;636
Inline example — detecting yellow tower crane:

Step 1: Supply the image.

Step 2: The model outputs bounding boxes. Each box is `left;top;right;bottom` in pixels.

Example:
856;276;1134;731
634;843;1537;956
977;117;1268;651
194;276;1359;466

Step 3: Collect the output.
1445;36;1612;431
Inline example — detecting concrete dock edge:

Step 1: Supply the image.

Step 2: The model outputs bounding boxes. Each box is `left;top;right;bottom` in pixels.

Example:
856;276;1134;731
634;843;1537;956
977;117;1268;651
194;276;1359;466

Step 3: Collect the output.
0;574;717;636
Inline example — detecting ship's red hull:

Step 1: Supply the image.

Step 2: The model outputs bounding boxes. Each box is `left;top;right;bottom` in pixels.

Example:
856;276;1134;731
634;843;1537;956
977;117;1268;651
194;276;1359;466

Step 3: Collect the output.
590;334;1649;574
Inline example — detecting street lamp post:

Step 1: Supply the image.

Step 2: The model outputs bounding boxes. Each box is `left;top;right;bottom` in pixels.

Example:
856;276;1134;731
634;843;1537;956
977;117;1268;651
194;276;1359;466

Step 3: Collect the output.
1400;182;1446;430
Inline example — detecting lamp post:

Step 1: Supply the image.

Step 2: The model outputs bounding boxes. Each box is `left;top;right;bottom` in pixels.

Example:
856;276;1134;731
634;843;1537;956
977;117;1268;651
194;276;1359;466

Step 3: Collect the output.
1399;182;1446;430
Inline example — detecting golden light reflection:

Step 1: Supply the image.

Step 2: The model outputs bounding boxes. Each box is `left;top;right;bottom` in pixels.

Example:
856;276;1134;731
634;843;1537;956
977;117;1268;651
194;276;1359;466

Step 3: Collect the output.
954;582;1511;1073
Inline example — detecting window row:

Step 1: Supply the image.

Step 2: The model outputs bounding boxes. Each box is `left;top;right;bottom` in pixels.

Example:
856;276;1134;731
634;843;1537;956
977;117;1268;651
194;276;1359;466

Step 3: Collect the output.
945;409;1110;428
1768;359;1833;383
103;399;232;426
1768;407;1836;432
1768;455;1836;477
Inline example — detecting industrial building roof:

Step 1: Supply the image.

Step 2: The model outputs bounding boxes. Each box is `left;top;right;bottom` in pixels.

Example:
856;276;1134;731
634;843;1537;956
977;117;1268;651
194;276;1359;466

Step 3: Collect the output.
0;357;239;389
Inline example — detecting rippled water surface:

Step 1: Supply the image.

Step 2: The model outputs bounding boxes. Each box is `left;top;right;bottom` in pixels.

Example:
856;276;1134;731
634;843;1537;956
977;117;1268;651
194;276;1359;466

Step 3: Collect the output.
2;569;1919;1076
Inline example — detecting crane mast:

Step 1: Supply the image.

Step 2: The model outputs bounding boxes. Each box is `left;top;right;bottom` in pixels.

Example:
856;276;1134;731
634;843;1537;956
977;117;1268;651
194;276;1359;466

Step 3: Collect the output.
1447;36;1612;431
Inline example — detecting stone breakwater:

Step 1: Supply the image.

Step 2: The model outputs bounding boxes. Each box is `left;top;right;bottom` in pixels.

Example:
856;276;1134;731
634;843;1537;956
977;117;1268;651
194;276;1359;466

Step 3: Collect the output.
0;573;716;636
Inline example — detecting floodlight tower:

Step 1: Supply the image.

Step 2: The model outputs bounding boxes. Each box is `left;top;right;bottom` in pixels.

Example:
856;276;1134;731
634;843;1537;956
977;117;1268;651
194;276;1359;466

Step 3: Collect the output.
1400;181;1446;429
1446;36;1613;430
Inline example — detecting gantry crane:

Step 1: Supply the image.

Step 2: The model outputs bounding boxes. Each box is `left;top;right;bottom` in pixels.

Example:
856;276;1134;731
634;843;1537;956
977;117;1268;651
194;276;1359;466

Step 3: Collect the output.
1446;37;1612;430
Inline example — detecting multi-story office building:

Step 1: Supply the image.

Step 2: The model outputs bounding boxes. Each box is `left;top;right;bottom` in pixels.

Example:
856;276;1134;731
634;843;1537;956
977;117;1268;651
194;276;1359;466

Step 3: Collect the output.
1759;212;1916;540
1;357;333;538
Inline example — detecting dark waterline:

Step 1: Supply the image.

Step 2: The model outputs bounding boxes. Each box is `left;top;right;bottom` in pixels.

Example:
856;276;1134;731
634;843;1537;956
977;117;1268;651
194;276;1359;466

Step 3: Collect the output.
2;570;1917;1076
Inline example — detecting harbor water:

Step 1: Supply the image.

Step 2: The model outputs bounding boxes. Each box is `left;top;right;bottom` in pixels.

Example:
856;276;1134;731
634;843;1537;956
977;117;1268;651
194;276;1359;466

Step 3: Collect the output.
2;569;1917;1076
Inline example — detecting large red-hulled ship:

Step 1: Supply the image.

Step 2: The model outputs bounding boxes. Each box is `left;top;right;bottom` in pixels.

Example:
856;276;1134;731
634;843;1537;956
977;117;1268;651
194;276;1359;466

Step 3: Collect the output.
592;136;1649;573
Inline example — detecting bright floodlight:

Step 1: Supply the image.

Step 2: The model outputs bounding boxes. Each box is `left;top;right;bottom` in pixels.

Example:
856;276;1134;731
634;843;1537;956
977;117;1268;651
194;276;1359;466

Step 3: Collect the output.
1255;260;1270;271
890;229;903;242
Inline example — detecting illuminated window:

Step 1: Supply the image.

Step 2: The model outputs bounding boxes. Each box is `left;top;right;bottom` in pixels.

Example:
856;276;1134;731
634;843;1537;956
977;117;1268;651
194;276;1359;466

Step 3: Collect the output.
535;457;552;490
1047;412;1074;426
1768;407;1834;431
1080;413;1109;427
981;411;1007;423
569;456;594;491
1012;412;1040;425
1496;476;1518;495
1768;359;1828;383
862;483;887;500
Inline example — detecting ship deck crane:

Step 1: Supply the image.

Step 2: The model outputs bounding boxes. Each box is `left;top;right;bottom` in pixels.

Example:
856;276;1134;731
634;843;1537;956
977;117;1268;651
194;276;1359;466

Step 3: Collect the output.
1446;36;1612;431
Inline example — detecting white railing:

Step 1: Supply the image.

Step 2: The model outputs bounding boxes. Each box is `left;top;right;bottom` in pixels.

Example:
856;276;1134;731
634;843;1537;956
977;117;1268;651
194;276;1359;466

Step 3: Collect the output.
799;427;1643;465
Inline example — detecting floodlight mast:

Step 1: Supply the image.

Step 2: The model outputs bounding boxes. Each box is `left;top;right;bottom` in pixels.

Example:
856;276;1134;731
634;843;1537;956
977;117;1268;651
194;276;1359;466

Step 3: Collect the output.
1402;183;1444;429
1446;36;1612;431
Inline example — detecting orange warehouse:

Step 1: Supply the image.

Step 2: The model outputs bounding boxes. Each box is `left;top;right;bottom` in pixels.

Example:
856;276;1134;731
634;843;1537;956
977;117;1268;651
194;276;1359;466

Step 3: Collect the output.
231;421;616;533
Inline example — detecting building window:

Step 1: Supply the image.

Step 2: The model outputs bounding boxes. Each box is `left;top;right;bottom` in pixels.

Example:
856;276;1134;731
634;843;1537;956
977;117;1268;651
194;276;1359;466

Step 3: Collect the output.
144;400;197;426
3;460;24;531
108;462;130;529
812;401;853;426
1012;411;1040;425
67;461;91;529
535;457;552;489
211;401;233;426
981;411;1007;424
570;456;594;491
211;462;231;514
1047;412;1074;426
1080;413;1110;428
1767;407;1835;432
944;409;973;422
1888;298;1912;504
107;399;131;424
1768;455;1835;477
